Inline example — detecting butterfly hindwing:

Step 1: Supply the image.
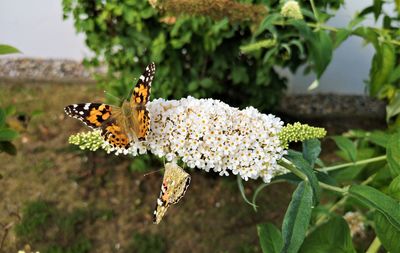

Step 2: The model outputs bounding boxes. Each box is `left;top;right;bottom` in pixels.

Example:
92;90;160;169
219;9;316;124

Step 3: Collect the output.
101;118;131;149
135;107;150;141
64;103;113;129
153;163;191;224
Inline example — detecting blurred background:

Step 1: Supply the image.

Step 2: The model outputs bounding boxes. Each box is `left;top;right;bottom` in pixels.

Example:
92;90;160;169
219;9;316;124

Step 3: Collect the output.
0;0;396;252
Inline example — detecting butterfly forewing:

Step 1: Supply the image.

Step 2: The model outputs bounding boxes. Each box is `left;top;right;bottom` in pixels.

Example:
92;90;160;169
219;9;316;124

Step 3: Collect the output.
131;62;155;105
64;103;113;129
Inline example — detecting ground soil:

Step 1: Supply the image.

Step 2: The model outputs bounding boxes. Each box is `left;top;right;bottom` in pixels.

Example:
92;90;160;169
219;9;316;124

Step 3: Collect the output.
0;81;295;253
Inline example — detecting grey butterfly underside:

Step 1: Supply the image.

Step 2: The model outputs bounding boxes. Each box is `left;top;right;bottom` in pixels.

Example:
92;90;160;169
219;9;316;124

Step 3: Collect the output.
153;163;191;224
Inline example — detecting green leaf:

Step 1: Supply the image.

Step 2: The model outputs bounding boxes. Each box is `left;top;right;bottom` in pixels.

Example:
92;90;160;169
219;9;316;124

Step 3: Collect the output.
331;148;375;181
332;136;357;162
310;30;333;78
290;20;333;78
386;92;400;121
374;211;400;252
237;175;257;210
286;150;320;205
0;44;20;55
334;28;351;49
255;13;280;37
299;216;356;253
281;181;313;253
0;128;19;141
388;175;400;201
257;223;283;253
387;132;400;176
302;139;321;167
369;42;395;96
0;108;5;127
0;141;17;155
349;185;400;231
368;130;390;147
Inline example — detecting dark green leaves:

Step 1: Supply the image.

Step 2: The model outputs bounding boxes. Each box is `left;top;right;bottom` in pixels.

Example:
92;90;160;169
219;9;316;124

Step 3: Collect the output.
257;223;283;253
290;20;333;79
300;217;356;253
387;132;400;176
388;175;400;200
369;42;395;96
0;128;19;142
332;136;357;162
281;182;313;253
302;139;321;167
349;185;400;231
0;108;5;127
286;151;320;205
374;211;400;252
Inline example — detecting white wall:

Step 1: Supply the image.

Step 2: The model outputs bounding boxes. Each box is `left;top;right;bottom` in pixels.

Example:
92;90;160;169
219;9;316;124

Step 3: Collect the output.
0;0;383;94
0;0;90;60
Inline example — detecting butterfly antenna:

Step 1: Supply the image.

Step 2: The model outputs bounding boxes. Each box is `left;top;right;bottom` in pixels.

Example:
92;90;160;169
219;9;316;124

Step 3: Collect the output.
103;90;124;104
143;169;163;177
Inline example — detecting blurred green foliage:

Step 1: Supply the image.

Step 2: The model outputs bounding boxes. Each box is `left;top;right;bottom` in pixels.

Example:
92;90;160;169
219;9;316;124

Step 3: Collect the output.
127;232;166;253
0;44;20;155
14;200;116;253
62;0;341;111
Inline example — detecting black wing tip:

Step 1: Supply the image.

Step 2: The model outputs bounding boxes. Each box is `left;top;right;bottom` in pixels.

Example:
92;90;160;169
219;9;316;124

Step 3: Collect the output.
146;62;156;73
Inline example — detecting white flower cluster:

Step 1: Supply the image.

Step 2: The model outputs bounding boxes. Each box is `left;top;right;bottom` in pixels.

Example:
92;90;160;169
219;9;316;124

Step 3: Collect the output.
106;96;286;182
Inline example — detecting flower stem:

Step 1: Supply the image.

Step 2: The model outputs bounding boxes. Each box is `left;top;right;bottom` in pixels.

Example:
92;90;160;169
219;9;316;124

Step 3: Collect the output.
279;159;347;194
318;155;386;172
319;182;347;194
366;237;381;253
314;173;376;226
278;159;307;181
309;0;319;23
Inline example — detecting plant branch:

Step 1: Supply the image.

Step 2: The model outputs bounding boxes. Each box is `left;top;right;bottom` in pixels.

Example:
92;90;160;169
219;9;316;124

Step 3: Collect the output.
309;0;320;23
278;159;307;181
366;237;381;253
318;155;386;172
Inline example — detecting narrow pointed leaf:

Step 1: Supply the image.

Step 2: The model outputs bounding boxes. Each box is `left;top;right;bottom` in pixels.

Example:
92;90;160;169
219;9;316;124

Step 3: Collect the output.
349;185;400;231
281;181;313;253
257;223;283;253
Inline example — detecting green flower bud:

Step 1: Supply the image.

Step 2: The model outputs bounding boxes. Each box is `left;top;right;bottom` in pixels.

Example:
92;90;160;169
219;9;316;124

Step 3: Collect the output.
68;130;111;152
279;122;326;148
281;1;303;20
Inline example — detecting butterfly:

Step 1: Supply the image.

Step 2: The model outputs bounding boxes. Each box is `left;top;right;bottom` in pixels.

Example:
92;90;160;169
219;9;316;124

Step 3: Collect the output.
64;63;155;149
153;162;191;224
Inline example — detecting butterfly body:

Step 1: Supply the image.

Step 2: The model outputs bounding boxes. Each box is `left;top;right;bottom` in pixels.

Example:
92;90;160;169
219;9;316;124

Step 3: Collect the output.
64;63;155;149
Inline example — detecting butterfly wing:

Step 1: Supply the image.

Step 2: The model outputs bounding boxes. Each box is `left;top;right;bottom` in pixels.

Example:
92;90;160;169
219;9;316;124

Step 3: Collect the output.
153;163;191;224
64;103;113;129
131;62;155;105
65;103;131;149
130;62;155;141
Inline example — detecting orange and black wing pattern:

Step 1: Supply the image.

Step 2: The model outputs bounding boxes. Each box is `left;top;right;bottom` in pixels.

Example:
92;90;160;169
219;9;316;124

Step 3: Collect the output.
64;103;113;129
131;62;155;141
131;62;155;105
